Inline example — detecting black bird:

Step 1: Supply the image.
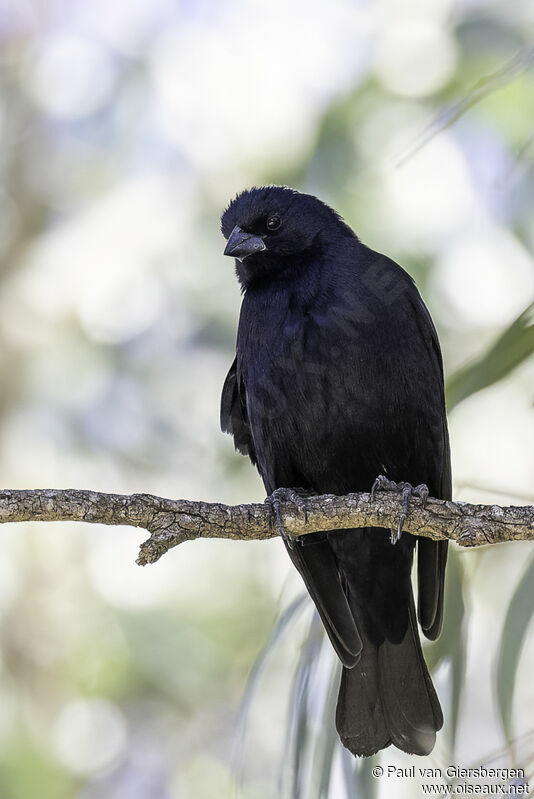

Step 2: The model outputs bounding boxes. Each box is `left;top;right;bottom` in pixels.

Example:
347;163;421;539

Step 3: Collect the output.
220;186;450;757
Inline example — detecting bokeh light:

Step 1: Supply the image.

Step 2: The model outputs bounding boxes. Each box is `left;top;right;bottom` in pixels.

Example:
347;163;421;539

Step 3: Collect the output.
52;698;127;775
374;21;458;97
26;35;117;119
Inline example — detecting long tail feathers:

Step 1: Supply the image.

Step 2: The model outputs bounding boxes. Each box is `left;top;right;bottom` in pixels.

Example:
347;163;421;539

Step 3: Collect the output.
336;599;442;757
335;639;390;757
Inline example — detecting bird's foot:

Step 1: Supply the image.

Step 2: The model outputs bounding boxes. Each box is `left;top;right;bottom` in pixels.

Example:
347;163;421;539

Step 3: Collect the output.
370;475;429;545
264;487;311;550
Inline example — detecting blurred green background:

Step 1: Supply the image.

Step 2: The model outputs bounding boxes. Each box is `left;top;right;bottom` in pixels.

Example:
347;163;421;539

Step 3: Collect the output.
0;0;532;797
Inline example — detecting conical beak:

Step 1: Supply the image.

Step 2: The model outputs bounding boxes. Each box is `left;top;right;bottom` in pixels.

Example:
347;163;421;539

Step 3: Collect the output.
224;225;267;261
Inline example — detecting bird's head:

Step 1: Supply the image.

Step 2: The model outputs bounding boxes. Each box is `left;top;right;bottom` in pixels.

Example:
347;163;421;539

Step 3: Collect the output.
221;185;354;289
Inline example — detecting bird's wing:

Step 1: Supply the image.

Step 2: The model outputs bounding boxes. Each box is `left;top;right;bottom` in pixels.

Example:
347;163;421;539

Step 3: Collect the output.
220;357;257;464
285;539;363;668
221;360;362;667
412;296;451;641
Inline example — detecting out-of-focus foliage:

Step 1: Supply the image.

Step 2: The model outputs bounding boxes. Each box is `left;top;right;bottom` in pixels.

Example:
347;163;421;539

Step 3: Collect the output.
497;554;534;745
0;0;532;797
446;301;534;409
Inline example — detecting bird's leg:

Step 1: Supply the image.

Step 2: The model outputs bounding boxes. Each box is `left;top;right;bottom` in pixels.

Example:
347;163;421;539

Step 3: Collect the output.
264;487;312;550
370;475;429;545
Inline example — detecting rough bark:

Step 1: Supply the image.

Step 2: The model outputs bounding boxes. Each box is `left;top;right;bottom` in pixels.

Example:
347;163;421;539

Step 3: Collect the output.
0;488;531;565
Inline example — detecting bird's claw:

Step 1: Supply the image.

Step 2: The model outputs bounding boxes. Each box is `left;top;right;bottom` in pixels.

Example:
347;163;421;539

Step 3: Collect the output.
370;475;429;545
370;474;396;502
265;487;310;550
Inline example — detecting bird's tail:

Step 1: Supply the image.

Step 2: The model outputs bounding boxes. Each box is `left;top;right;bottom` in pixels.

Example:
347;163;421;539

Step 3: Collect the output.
335;596;443;757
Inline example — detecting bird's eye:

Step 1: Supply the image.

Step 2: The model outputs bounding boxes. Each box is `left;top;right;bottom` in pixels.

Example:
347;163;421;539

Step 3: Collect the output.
266;214;281;232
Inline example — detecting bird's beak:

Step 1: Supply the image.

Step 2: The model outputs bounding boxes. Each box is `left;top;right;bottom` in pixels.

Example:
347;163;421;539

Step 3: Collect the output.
224;225;266;261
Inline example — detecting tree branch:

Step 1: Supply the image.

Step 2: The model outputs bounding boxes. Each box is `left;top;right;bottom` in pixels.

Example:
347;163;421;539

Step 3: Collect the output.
0;488;531;565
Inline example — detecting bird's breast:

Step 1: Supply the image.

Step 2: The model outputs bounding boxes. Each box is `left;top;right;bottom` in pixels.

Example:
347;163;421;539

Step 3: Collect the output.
238;291;367;489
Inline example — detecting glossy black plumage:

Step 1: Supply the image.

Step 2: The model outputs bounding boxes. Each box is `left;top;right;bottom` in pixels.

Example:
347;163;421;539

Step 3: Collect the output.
220;186;451;756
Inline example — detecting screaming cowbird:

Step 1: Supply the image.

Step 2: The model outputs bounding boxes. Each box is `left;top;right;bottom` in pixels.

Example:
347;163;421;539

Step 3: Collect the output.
220;185;450;757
